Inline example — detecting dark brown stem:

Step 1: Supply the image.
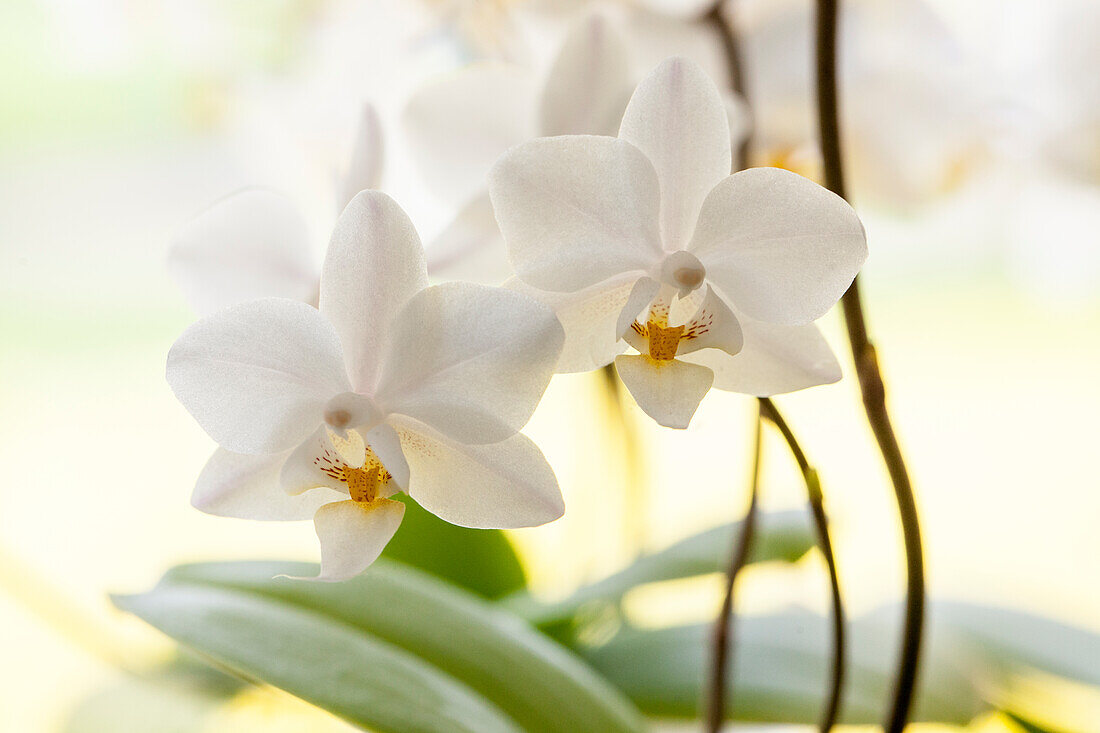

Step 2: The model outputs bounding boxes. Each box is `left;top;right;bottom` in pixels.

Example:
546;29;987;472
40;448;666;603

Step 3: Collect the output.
813;1;925;729
759;398;845;731
704;3;752;171
704;408;762;731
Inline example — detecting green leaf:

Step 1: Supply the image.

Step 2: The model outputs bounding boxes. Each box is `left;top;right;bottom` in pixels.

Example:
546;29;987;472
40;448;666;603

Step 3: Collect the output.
504;510;815;626
116;583;517;732
117;560;645;733
930;602;1100;687
576;601;1100;725
381;494;526;598
575;608;983;725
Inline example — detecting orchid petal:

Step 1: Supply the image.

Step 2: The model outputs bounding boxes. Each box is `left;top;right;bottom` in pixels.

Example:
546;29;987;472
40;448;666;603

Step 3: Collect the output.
675;286;744;356
168;190;317;315
619;57;731;251
192;448;344;521
688;167;867;325
616;276;663;340
167;298;350;454
538;13;633;138
508;275;641;373
281;427;358;496
320;191;428;392
681;316;841;396
403;64;536;203
489;135;664;291
425;193;512;285
311;499;405;581
363;423;410;491
376;282;563;444
336;103;384;210
393;417;564;529
614;354;713;428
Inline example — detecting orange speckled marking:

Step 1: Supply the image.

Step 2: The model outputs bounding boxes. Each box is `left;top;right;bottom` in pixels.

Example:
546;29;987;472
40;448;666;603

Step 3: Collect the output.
315;441;392;503
647;322;685;361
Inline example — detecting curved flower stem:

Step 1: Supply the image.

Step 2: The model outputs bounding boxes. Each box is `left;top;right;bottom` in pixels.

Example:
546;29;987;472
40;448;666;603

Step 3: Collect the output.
814;1;925;728
704;2;752;171
704;406;762;732
759;398;845;731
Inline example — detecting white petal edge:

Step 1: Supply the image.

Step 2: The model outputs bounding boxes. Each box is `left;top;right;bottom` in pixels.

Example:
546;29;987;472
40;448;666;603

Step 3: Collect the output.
489;135;664;292
336;102;385;211
168;189;317;316
614;354;714;429
675;286;744;357
192;448;344;521
688;167;868;325
393;417;564;529
538;12;634;138
320;191;428;392
680;316;842;396
425;193;513;285
281;426;355;496
403;63;537;204
619;57;732;251
364;423;410;491
309;499;406;582
616;276;662;339
375;282;564;444
167;298;350;454
507;274;642;373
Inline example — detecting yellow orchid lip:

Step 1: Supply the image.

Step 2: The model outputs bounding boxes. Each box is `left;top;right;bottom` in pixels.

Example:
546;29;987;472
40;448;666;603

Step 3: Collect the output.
628;280;719;363
644;321;686;361
314;432;393;504
344;466;387;504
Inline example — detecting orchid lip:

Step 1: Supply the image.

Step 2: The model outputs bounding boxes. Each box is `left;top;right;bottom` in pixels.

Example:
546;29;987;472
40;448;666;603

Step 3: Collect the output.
314;432;394;505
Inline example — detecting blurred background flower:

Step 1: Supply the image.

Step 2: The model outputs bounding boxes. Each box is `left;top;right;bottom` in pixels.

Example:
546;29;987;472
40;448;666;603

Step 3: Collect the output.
1;0;1098;730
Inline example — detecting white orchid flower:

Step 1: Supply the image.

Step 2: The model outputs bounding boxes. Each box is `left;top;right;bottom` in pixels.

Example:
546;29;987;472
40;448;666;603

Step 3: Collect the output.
167;191;566;580
404;12;749;284
488;58;866;428
168;103;384;316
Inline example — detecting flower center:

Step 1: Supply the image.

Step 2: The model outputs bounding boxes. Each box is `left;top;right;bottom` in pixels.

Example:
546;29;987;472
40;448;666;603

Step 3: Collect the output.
624;285;718;363
314;432;392;504
642;322;685;361
342;465;387;503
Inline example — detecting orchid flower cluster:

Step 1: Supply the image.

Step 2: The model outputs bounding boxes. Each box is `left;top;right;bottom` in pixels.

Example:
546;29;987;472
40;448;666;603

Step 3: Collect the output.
167;50;866;579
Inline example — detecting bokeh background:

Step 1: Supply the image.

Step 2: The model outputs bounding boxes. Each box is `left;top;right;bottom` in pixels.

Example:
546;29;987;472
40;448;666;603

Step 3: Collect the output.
1;0;1098;730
